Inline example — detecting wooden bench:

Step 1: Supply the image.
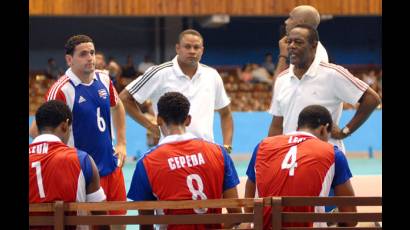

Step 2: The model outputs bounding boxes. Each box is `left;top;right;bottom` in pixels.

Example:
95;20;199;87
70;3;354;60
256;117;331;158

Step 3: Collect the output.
29;196;382;229
29;198;268;229
271;196;382;230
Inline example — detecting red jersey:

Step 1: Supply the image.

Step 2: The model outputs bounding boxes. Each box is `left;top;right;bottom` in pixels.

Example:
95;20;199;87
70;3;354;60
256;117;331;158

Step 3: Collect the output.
246;131;352;229
127;133;239;230
29;134;94;230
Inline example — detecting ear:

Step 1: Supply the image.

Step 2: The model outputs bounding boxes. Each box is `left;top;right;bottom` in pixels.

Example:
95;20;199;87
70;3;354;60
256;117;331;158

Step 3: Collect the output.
65;54;73;67
60;119;70;133
175;43;180;54
157;116;164;126
184;115;191;127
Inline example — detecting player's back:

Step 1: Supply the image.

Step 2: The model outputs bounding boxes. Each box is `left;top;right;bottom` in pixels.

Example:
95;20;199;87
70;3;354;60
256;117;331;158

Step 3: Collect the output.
29;140;84;230
255;132;335;228
144;138;226;230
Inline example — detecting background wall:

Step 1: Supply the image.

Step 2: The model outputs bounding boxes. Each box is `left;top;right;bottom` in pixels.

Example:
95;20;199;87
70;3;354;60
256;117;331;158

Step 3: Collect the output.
29;110;382;156
29;16;381;70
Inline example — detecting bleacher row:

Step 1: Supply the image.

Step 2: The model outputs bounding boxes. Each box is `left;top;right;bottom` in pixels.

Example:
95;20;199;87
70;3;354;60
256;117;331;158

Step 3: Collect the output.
29;65;382;115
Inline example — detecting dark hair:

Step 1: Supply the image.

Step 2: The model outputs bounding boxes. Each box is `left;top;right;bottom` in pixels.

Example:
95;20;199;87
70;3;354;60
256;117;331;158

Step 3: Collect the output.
36;100;72;132
297;105;332;132
291;24;319;45
64;34;93;55
157;92;190;125
178;29;203;44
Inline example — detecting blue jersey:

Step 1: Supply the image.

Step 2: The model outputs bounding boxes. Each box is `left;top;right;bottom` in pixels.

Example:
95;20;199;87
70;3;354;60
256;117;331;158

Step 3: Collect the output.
46;69;119;176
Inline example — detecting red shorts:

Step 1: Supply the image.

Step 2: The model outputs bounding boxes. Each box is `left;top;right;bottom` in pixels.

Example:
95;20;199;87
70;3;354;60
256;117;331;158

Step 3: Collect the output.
100;166;127;215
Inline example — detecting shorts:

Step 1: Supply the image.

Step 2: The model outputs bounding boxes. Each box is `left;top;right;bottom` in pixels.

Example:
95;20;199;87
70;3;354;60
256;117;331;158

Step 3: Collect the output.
100;166;127;215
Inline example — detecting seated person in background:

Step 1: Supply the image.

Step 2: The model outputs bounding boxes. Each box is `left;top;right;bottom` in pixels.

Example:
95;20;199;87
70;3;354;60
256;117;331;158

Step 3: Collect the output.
237;63;254;83
119;55;138;90
137;55;155;75
127;92;241;230
45;58;63;80
245;104;357;229
107;57;122;92
261;52;276;76
29;100;109;230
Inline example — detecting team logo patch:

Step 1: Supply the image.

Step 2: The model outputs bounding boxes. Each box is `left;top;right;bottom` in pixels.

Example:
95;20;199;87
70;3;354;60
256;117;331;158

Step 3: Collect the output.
78;96;87;103
98;89;108;99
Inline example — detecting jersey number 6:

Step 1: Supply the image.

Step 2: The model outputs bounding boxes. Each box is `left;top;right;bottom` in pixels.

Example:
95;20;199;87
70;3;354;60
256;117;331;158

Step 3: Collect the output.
96;107;106;132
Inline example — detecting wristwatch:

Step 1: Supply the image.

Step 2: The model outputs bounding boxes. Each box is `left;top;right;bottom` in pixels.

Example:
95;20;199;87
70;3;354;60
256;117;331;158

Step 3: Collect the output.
223;145;232;154
341;126;351;136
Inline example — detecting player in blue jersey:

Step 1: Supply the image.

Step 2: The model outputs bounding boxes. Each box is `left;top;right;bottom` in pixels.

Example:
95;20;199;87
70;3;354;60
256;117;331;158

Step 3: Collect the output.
30;35;127;229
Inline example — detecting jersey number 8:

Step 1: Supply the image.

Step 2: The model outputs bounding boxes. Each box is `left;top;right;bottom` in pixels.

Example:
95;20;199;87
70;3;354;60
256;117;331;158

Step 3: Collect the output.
186;174;208;214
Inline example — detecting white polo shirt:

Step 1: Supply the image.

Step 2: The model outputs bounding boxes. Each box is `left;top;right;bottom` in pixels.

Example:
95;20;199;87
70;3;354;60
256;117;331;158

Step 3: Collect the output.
125;56;230;142
268;54;369;153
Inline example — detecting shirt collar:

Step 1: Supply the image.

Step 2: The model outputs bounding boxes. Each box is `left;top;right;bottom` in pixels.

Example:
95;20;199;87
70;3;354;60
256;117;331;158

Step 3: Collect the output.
285;131;318;139
32;134;63;143
289;50;321;80
172;55;203;79
158;132;198;145
65;68;98;86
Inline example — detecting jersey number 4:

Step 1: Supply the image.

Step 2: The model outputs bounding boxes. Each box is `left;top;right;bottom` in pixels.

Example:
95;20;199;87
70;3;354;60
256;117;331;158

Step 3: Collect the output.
186;174;208;214
281;146;298;176
31;161;46;198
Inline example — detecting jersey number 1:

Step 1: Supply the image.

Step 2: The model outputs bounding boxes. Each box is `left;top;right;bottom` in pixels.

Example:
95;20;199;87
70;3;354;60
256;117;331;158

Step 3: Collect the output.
281;146;298;176
186;174;208;214
31;161;46;198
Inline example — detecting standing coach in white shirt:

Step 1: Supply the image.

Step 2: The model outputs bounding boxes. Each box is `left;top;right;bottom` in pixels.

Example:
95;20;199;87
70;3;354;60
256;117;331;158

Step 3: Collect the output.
119;29;234;153
267;24;380;153
273;5;328;84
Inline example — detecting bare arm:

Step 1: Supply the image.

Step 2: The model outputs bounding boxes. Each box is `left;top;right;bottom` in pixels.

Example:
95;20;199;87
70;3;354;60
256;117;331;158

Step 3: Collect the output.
268;116;283;137
223;186;241;214
111;99;127;167
119;89;160;138
334;180;357;227
223;186;241;228
86;156;111;230
272;36;289;83
244;179;256;213
331;87;381;139
217;105;233;146
138;210;154;230
29;120;39;138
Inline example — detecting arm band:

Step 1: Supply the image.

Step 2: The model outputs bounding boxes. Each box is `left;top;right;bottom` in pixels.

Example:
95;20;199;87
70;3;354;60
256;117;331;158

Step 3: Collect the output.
86;187;106;202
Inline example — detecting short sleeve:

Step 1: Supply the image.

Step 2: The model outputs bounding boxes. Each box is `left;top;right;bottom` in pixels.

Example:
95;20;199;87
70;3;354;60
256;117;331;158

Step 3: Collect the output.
221;146;240;191
45;82;67;103
214;70;230;110
268;77;283;116
108;79;119;107
246;143;260;183
125;66;160;104
127;157;156;201
76;150;93;187
331;146;353;188
332;65;369;105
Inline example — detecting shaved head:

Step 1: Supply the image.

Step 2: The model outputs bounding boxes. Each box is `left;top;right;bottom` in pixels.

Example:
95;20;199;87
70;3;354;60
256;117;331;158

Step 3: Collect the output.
286;5;321;32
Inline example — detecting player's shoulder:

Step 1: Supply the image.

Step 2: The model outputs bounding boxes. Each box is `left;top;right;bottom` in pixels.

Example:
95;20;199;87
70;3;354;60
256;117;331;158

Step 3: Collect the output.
318;61;349;76
143;61;174;76
49;75;71;89
200;63;220;76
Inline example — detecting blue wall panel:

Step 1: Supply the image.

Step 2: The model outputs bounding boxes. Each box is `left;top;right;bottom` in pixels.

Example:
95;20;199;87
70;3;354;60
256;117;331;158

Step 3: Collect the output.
29;110;381;155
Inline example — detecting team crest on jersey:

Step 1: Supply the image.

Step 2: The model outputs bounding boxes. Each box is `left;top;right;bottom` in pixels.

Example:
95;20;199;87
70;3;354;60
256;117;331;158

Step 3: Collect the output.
98;89;108;99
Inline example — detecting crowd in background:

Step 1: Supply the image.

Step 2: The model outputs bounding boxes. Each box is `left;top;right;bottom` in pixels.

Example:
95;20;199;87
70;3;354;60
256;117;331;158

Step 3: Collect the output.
29;53;382;115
